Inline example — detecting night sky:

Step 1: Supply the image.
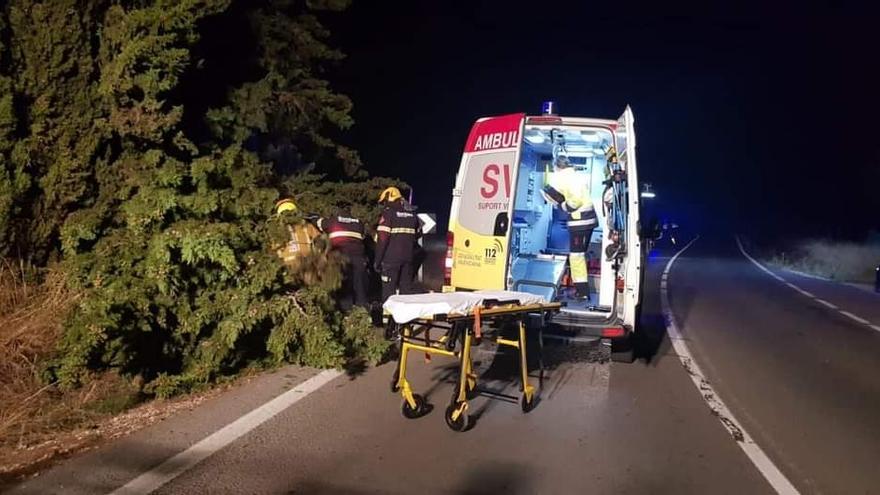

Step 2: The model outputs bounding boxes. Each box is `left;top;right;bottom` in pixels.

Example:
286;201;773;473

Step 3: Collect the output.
328;1;879;242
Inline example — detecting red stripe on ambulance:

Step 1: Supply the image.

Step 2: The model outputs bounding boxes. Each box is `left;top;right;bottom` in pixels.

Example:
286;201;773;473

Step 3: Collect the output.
463;113;525;153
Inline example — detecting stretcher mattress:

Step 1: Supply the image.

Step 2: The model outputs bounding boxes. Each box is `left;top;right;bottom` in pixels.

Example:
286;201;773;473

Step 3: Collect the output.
383;290;547;324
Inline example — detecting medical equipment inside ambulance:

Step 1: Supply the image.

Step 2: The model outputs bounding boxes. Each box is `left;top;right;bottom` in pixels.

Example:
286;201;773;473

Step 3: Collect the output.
510;125;615;309
445;104;642;344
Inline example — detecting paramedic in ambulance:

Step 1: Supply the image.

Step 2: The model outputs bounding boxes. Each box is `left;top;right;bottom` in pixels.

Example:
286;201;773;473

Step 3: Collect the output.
318;208;369;309
374;186;421;302
541;155;599;300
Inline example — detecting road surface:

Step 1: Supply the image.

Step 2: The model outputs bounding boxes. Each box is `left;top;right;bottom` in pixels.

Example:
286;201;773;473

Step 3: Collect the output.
8;236;880;494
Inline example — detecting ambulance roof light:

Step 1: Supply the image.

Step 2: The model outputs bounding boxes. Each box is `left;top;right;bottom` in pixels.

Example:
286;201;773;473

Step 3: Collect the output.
542;101;556;115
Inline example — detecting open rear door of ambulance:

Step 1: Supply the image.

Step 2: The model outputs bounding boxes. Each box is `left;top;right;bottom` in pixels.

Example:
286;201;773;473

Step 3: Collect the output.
448;113;525;290
617;106;642;329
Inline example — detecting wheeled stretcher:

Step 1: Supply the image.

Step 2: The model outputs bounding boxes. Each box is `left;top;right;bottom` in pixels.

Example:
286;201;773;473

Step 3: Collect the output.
383;291;561;431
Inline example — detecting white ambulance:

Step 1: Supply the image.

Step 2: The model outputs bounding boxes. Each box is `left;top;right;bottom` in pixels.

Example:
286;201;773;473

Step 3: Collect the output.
444;105;644;360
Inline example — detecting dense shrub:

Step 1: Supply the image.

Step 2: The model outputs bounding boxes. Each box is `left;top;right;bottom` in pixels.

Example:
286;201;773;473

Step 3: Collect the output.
0;0;391;396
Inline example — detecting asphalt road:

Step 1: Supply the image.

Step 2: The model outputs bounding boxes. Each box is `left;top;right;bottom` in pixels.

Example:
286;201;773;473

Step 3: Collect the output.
8;236;880;494
669;236;880;494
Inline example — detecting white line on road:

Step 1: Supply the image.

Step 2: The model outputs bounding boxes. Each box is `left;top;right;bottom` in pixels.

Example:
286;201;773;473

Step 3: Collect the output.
735;236;880;334
109;369;342;495
785;282;815;298
816;299;838;310
661;236;800;495
839;311;870;325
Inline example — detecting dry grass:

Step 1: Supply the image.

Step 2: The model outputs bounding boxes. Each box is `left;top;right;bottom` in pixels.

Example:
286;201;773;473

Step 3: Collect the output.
0;261;145;482
0;261;234;485
0;262;70;445
770;239;880;283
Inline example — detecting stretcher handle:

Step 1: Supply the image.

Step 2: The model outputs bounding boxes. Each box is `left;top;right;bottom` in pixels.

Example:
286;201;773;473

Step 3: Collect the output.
474;306;482;339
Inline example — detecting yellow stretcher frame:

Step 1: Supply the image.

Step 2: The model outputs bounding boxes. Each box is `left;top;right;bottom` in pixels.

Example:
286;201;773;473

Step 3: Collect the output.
389;300;561;432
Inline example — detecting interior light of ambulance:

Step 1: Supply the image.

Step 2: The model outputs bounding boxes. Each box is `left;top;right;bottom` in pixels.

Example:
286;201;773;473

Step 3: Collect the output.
524;130;545;144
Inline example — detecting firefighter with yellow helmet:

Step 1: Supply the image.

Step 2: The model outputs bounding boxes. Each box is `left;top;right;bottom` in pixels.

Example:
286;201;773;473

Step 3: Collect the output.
541;155;598;300
374;186;421;302
274;197;320;267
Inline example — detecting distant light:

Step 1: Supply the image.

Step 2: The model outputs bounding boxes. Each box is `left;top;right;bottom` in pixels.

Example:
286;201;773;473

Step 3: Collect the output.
542;101;556;115
641;191;656;199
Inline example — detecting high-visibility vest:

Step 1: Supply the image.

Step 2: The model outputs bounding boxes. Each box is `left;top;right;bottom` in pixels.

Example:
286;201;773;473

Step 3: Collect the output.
277;222;320;265
546;167;598;230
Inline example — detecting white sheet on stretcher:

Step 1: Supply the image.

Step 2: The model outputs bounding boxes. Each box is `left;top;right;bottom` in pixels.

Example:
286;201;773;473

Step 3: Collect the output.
383;290;547;324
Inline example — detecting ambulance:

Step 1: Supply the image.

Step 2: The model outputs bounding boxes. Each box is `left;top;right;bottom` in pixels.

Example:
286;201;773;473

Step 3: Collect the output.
443;104;643;360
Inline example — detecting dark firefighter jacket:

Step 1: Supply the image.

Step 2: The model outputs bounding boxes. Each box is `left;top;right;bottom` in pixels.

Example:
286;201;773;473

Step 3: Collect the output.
318;215;366;257
375;201;420;266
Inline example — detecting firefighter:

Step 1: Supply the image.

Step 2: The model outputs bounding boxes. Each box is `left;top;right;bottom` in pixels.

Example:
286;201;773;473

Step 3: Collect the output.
274;197;321;268
318;208;368;308
374;186;421;302
541;155;598;300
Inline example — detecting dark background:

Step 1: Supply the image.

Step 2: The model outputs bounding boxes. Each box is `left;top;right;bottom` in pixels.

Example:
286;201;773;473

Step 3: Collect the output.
327;1;880;243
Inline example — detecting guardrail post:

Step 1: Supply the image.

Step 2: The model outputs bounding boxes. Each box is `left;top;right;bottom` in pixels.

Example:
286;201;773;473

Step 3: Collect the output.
875;264;880;293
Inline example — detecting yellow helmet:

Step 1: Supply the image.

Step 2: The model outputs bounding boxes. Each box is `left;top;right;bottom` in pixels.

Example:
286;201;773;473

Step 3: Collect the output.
275;198;297;214
378;186;402;204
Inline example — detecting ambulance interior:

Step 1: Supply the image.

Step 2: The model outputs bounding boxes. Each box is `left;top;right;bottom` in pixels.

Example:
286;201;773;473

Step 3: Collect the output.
509;125;615;313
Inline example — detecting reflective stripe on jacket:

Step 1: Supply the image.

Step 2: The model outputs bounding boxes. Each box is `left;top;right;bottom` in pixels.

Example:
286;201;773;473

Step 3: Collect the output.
277;222;320;264
319;215;366;256
375;202;420;265
545;167;598;230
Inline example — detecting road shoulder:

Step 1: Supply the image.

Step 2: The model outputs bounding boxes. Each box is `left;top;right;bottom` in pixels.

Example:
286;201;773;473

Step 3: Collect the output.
7;365;325;495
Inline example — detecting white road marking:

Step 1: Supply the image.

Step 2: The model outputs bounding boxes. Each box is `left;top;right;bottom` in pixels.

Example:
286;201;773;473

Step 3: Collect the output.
816;299;838;310
839;311;870;325
785;283;815;298
735;236;880;334
109;369;343;495
661;236;800;495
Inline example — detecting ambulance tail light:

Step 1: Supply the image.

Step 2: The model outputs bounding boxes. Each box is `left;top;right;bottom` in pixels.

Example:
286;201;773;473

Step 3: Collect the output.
602;327;626;338
444;231;454;285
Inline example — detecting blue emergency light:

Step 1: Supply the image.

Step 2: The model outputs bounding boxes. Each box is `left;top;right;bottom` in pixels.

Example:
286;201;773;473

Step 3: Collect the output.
542;101;556;115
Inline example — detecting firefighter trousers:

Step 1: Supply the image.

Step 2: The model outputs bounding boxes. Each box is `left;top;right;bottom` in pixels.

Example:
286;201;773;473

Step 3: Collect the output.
341;253;369;309
381;262;415;302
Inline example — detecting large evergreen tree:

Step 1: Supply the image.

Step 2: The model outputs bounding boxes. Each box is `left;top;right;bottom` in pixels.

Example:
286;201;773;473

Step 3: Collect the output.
0;0;388;396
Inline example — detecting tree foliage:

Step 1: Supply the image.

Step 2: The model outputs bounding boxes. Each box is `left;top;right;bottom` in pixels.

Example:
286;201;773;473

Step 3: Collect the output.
0;0;391;396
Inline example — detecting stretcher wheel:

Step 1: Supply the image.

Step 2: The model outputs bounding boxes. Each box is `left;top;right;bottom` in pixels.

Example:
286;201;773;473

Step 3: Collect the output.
444;403;469;432
520;393;536;413
401;394;427;419
390;369;400;393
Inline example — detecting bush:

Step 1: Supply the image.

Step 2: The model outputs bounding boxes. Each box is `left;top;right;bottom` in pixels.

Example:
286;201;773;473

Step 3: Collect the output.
0;0;396;400
771;239;880;283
